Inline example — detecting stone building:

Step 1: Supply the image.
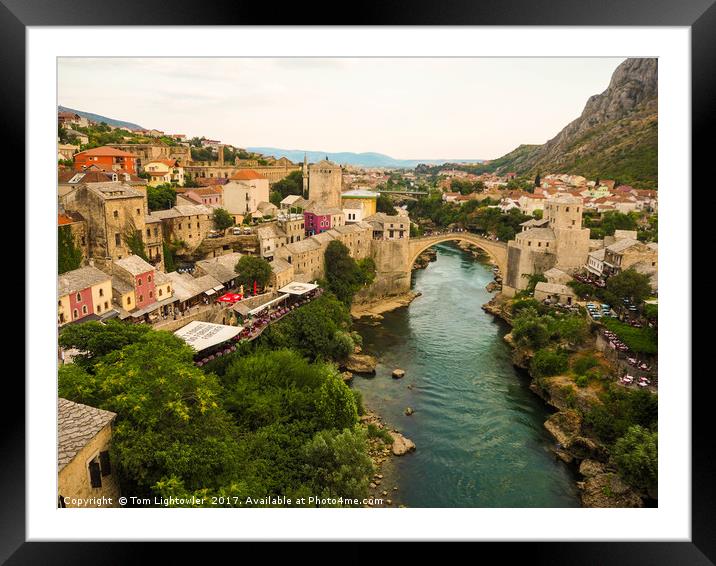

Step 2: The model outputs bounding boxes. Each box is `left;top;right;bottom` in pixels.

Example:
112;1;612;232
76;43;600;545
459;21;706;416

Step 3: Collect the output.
111;255;176;321
222;170;270;222
58;167;148;200
108;143;191;170
61;182;149;267
341;189;378;223
143;159;185;186
307;159;342;209
364;213;409;240
503;195;591;295
57;266;113;326
534;282;578;305
58;398;120;508
603;239;658;277
73;146;138;174
149;204;214;253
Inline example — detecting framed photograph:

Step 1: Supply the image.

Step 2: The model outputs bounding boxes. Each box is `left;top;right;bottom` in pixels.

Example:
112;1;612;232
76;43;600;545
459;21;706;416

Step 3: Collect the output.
6;0;708;562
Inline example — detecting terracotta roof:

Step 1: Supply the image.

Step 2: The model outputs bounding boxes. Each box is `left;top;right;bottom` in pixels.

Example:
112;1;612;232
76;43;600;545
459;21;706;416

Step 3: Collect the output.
75;146;135;158
230;169;266;181
189;187;223;196
58;398;116;471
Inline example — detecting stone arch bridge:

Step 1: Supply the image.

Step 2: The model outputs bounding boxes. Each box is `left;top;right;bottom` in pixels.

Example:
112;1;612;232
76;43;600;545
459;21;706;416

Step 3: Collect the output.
408;233;508;274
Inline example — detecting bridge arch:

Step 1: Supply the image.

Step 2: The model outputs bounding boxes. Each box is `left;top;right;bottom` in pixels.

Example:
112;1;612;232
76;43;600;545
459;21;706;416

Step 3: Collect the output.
407;233;508;275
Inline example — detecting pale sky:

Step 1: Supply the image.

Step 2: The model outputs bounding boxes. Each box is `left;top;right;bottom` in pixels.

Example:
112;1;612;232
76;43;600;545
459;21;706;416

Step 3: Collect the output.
58;57;625;161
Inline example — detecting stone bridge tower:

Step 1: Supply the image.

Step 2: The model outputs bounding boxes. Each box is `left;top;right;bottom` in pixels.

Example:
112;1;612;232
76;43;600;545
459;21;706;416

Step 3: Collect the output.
308;158;342;209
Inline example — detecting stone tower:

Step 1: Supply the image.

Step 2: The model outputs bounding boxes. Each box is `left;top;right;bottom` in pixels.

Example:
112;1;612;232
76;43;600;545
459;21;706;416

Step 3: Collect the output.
302;153;308;197
545;195;591;270
308;158;342;209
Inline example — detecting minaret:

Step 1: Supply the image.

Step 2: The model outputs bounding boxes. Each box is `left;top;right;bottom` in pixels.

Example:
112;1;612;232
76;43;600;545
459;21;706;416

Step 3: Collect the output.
302;152;309;197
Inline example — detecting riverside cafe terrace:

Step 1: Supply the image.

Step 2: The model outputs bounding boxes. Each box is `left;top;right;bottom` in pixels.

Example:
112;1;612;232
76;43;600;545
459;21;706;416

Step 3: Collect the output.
173;320;242;366
231;282;322;336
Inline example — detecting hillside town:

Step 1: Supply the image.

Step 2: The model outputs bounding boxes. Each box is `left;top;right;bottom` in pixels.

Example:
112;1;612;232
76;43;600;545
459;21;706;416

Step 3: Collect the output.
57;91;659;509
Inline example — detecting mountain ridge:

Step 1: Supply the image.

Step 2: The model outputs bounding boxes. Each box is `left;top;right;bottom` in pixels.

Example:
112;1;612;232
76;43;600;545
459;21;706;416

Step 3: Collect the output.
479;58;658;188
246;147;483;168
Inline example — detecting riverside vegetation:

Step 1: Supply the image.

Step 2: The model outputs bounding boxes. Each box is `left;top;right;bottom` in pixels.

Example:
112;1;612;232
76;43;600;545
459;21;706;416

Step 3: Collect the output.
490;292;657;507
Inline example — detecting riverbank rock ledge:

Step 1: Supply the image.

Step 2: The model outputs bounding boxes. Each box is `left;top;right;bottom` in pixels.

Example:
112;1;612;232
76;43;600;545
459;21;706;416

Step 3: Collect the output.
390;432;416;456
392;368;405;379
342;353;377;374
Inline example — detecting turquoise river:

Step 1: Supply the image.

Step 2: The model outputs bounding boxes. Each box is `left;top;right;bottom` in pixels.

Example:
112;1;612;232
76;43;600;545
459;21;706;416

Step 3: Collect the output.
352;242;580;507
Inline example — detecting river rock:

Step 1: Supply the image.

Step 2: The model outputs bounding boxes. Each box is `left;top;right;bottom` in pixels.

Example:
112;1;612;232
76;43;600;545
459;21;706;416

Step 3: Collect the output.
392;368;406;379
543;410;582;447
579;459;607;478
404;407;414;416
390;432;416;456
341;371;353;383
580;472;644;508
343;353;377;374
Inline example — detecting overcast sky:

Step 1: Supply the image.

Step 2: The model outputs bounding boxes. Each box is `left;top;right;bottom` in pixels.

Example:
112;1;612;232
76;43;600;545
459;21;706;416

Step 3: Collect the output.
58;57;624;160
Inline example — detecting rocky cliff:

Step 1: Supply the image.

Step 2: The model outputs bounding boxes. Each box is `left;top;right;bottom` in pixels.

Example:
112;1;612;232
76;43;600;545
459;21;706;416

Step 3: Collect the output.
488;58;658;188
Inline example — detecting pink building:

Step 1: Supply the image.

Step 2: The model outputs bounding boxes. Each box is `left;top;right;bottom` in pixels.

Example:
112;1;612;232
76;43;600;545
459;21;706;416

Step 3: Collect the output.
304;210;332;236
113;255;157;310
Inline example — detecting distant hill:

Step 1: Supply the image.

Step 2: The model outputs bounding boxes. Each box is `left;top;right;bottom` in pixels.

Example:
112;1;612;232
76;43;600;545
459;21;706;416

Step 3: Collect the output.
247;147;483;169
476;58;658;188
58;106;145;131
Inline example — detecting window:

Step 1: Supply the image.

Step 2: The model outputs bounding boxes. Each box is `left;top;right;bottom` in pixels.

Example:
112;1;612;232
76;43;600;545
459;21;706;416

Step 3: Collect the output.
88;459;102;488
73;309;78;319
146;228;151;237
137;277;142;286
76;292;81;302
528;241;532;246
82;305;88;315
99;288;104;297
149;291;153;298
139;295;143;302
137;208;141;216
147;274;152;283
115;233;121;246
127;297;132;305
159;288;163;297
104;301;109;309
113;210;119;218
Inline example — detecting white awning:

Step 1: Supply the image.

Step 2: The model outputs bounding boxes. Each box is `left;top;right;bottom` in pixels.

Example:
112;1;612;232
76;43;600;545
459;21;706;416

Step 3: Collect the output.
174;321;242;353
212;285;224;292
247;294;289;316
277;282;319;296
204;289;216;296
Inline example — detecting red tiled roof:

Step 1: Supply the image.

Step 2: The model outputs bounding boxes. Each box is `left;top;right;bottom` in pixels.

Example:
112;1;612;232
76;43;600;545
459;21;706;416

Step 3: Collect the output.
230;169;266;181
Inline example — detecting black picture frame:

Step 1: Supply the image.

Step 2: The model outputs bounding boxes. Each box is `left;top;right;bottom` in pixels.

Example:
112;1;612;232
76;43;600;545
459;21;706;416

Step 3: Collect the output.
5;0;705;562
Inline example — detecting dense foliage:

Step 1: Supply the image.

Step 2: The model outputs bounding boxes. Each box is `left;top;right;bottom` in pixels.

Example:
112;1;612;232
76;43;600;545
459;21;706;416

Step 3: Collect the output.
612;425;658;493
147;183;177;211
259;293;356;362
511;307;590;350
58;225;83;274
234;255;272;291
270;170;304;206
323;240;376;306
58;323;372;506
213;208;234;231
601;318;657;355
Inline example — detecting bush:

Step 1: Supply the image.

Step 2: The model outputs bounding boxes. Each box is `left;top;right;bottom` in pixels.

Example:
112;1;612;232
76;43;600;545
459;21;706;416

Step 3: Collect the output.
575;375;589;388
366;423;394;445
531;349;569;378
612;425;657;492
572;354;600;375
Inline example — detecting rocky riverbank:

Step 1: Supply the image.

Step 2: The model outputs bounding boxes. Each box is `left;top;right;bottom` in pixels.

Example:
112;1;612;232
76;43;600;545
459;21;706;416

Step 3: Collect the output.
351;290;421;320
483;293;645;508
356;408;415;508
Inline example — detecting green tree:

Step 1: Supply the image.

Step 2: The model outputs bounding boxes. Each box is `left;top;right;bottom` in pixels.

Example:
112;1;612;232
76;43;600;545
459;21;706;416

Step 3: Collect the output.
606;269;652;304
324;241;375;305
146;183;177;211
271;170;304;201
58;225;83;274
162;241;176;273
612;425;658;492
235;255;272;291
123;224;148;261
58;332;242;496
213;208;234;231
58;319;152;370
531;349;569;378
300;428;373;501
376;194;395;214
259;293;353;361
